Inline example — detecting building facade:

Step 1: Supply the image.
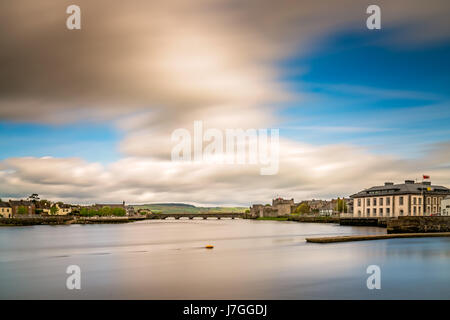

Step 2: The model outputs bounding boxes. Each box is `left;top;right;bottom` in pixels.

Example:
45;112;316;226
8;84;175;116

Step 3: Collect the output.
351;180;450;218
441;196;450;216
9;200;35;216
0;202;12;218
250;198;297;217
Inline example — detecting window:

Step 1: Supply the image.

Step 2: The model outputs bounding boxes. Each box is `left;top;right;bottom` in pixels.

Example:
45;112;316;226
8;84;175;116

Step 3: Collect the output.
413;198;417;205
400;209;404;216
413;207;416;215
373;198;377;206
367;199;370;206
379;198;383;206
358;210;361;217
386;207;390;216
373;208;377;215
358;199;361;206
419;198;422;205
399;196;404;205
427;198;431;205
386;197;391;206
379;208;383;216
367;208;370;216
418;207;421;215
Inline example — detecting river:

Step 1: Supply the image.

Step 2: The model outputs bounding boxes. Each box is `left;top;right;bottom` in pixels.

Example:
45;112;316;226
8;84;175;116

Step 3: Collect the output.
0;219;449;299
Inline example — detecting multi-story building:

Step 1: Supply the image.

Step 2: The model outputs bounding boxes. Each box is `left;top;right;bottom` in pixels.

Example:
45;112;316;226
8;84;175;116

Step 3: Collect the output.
9;200;35;216
0;202;12;218
351;180;450;218
441;196;450;216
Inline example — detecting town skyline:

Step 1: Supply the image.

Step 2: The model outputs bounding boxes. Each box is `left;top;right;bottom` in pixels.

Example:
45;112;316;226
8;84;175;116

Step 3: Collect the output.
1;1;450;206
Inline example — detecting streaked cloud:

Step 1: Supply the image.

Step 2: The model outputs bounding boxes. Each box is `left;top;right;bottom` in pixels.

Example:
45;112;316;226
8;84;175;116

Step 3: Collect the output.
1;0;449;204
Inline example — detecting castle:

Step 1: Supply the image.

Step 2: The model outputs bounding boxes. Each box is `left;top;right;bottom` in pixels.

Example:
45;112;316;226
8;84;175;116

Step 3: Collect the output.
249;198;296;218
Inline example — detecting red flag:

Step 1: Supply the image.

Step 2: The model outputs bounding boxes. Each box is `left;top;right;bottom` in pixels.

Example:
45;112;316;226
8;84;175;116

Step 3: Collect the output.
423;175;430;179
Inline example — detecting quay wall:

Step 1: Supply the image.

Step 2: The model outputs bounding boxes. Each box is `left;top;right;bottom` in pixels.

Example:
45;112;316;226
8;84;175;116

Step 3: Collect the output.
287;215;340;223
0;216;145;226
387;216;450;234
339;217;391;228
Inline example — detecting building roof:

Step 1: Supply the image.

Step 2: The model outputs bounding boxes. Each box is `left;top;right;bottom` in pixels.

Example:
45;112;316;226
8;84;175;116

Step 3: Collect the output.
9;200;34;206
36;202;51;209
0;202;11;208
351;180;450;198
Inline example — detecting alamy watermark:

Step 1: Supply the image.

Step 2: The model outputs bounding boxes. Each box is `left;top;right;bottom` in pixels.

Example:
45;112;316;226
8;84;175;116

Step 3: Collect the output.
171;121;280;175
66;265;81;290
366;265;381;290
366;5;381;30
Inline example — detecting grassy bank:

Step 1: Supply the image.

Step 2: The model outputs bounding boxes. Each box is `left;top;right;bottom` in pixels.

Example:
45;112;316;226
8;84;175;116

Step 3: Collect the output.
256;216;289;221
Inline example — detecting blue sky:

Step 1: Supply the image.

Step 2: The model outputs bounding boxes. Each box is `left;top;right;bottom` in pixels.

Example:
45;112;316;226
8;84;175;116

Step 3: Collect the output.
1;1;450;204
0;122;121;163
1;28;449;162
280;30;450;158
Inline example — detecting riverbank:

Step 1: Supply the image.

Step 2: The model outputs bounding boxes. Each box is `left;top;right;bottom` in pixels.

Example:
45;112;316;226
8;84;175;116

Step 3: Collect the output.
287;215;340;223
0;216;146;226
256;217;289;221
306;232;450;243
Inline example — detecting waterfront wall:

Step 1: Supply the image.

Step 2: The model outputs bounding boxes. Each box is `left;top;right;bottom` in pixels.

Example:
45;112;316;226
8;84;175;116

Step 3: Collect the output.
339;217;390;227
0;216;73;226
0;216;145;226
288;215;340;223
387;216;450;234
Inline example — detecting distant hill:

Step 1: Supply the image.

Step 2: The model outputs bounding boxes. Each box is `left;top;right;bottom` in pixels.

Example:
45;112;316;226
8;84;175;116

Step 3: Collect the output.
133;203;247;214
148;203;196;208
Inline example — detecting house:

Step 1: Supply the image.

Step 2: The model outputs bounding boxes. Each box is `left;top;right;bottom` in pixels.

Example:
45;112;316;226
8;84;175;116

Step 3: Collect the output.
9;200;35;216
441;196;450;216
52;203;72;215
35;201;52;215
0;202;12;218
351;180;450;218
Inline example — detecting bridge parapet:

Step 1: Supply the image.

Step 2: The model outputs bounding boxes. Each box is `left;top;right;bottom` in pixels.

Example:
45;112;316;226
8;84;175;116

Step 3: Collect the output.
146;213;244;220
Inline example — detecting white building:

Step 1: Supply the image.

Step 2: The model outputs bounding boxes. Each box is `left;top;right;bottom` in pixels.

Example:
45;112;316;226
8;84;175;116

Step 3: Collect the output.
351;180;450;218
441;196;450;216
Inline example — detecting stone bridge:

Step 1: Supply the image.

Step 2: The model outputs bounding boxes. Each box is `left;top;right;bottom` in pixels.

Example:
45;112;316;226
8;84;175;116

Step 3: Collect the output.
146;213;244;220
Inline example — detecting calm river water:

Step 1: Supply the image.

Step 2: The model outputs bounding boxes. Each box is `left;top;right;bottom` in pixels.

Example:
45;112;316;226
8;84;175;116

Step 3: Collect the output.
1;219;449;299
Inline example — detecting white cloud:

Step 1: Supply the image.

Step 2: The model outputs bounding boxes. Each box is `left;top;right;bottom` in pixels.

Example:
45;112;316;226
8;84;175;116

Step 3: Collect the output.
1;0;450;204
1;141;449;205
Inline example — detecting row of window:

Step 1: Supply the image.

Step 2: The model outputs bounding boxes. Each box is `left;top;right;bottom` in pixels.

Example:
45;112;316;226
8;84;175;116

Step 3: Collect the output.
427;197;441;205
358;206;441;216
357;196;443;207
1;208;11;213
358;197;393;206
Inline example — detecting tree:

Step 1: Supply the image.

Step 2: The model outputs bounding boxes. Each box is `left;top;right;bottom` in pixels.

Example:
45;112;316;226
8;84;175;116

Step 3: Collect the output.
17;206;28;215
111;208;126;216
101;206;111;216
295;203;310;215
28;194;40;203
50;205;58;215
335;198;347;213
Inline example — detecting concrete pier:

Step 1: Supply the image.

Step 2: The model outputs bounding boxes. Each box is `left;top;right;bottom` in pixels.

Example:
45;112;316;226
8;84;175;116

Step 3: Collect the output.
306;232;450;243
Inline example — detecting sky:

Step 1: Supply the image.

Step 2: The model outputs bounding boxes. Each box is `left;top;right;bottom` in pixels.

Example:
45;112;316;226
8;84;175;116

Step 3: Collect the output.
0;0;449;205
